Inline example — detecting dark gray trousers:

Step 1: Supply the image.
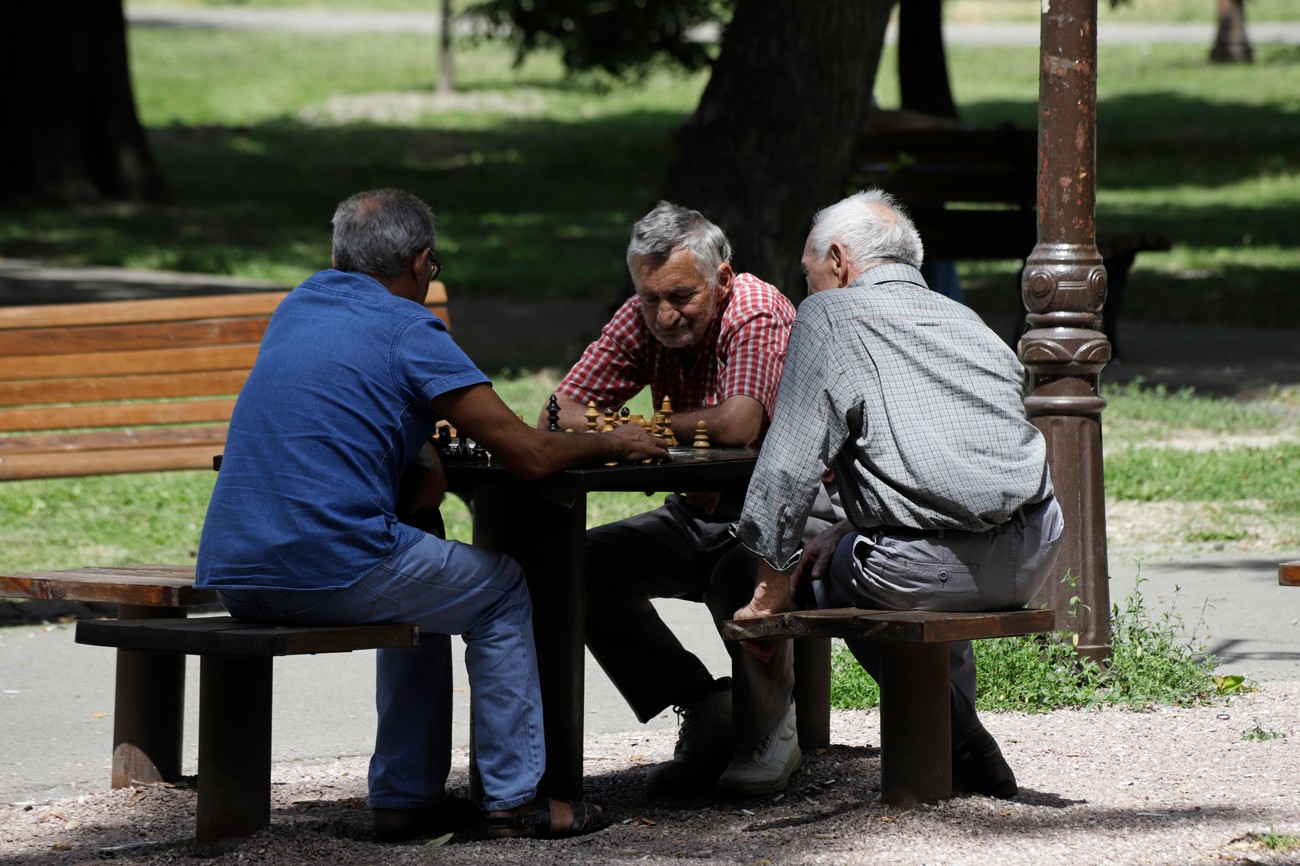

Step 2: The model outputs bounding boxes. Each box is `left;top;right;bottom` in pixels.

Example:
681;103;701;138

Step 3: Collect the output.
584;492;796;742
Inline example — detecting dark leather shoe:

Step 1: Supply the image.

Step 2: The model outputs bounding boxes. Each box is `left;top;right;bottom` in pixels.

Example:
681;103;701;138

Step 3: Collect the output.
952;726;1018;799
373;796;482;843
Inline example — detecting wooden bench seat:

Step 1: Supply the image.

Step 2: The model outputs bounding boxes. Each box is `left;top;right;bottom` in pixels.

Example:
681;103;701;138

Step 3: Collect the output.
849;126;1170;355
0;565;218;789
76;615;418;854
722;607;1055;806
1281;561;1300;587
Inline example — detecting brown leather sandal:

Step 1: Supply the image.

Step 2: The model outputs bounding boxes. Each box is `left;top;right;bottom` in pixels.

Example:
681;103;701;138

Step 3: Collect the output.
486;796;613;840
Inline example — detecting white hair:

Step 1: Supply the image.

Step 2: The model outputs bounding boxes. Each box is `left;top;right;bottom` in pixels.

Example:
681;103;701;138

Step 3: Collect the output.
808;189;924;270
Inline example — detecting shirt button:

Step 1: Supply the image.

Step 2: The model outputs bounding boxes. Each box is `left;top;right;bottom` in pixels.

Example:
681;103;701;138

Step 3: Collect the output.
938;570;949;581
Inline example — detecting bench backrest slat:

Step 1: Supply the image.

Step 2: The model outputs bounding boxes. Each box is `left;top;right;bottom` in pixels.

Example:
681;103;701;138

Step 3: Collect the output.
1;443;236;480
0;344;260;380
2;369;251;409
0;399;236;434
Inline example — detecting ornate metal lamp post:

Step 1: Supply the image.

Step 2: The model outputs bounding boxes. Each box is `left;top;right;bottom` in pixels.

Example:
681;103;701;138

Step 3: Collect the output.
1020;0;1112;662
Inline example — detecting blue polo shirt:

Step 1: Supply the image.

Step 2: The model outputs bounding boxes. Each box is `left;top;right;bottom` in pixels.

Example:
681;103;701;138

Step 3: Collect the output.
196;269;489;591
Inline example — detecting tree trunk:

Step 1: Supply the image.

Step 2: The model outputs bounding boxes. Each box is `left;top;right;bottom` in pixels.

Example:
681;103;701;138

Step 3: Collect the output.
659;0;893;297
0;1;168;206
1209;0;1253;63
898;0;958;119
437;0;456;95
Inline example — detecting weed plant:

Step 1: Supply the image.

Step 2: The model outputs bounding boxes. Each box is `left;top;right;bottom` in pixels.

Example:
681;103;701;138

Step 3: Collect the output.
829;575;1221;712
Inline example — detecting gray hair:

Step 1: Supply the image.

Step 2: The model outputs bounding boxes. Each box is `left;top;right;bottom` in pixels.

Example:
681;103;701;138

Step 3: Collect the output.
626;201;732;285
808;189;924;270
331;189;435;279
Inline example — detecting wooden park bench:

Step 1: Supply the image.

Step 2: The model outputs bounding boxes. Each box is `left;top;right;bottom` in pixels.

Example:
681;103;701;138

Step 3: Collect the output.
75;616;417;854
1281;561;1300;587
723;606;1055;806
0;283;450;847
849;125;1171;355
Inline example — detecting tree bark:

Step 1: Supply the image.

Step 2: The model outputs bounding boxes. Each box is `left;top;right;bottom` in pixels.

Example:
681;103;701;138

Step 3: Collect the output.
659;0;893;297
0;1;168;206
1210;0;1253;63
437;0;456;95
898;0;958;119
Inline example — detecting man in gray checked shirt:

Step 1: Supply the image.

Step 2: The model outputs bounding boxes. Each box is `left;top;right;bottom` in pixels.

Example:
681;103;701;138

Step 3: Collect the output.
730;189;1065;798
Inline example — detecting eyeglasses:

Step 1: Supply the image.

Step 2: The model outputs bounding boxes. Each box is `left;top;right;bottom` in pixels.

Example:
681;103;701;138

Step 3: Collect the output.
427;249;442;283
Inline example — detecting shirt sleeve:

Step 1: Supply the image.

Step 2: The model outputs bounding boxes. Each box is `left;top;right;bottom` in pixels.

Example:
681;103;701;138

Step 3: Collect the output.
732;300;852;570
716;277;794;419
555;297;649;411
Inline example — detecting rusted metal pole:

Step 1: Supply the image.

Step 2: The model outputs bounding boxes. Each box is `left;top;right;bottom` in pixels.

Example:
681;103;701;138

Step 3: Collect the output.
1019;0;1112;662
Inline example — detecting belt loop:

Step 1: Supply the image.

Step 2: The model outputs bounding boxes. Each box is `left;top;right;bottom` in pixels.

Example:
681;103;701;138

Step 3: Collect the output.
935;526;946;539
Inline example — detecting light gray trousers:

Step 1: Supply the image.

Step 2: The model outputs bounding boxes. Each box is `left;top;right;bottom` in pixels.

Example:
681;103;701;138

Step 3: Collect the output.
822;496;1065;740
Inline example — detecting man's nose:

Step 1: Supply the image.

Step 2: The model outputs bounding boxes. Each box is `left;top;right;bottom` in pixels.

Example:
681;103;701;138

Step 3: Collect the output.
657;304;680;327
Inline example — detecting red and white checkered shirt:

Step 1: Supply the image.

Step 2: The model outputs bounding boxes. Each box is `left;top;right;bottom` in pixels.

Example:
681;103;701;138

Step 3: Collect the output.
557;273;795;439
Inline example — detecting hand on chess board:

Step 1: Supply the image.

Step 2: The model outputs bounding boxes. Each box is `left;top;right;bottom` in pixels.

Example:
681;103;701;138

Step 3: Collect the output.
606;419;670;463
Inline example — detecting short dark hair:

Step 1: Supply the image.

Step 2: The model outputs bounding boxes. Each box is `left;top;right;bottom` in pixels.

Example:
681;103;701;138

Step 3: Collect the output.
331;189;435;279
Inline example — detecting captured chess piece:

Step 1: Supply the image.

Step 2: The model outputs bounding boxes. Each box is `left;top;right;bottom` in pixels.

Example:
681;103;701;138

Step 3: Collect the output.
547;394;561;432
693;419;710;449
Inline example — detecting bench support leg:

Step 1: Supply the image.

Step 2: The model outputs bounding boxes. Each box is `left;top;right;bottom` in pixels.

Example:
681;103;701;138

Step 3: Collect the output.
878;640;951;805
112;604;186;788
195;655;273;854
793;638;832;750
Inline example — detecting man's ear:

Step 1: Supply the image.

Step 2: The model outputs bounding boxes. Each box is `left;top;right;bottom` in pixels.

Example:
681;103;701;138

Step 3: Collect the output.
828;242;851;287
715;262;735;297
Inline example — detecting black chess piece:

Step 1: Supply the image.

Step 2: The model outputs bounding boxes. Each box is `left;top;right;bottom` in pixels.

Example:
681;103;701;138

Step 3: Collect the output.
433;423;453;458
547;394;561;432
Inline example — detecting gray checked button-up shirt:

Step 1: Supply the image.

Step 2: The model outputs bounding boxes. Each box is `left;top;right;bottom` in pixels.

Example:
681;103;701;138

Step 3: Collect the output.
733;264;1052;571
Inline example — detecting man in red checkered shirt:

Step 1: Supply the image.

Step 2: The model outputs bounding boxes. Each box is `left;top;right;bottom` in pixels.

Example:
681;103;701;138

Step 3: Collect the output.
541;201;804;799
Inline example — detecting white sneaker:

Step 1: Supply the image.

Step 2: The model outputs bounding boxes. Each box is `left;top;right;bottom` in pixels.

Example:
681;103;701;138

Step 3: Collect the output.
715;702;802;798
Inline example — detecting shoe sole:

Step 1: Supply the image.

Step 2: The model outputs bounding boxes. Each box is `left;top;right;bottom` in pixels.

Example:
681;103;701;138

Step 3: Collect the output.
714;745;802;798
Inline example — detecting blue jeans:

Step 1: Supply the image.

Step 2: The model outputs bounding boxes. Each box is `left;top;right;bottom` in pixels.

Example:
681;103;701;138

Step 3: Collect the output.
217;534;544;812
823;496;1064;740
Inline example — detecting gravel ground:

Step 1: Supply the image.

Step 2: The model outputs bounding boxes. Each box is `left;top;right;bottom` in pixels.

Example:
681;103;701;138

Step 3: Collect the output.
4;681;1299;866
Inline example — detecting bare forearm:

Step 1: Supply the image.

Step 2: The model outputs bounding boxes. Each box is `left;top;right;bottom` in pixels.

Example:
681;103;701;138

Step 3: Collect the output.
669;395;764;448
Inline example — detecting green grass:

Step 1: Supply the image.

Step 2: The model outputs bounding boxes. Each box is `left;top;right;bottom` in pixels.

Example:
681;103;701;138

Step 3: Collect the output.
1;10;1297;326
830;575;1222;712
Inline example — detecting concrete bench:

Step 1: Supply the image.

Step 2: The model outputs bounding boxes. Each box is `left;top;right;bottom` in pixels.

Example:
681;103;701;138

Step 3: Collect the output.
723;606;1055;805
75;615;418;854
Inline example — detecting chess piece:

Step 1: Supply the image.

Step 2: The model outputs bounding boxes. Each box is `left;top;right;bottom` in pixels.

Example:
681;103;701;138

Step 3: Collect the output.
693;419;710;449
433;424;453;459
659;397;678;446
619;406;631;425
603;407;617;432
585;401;600;433
547;394;561;432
